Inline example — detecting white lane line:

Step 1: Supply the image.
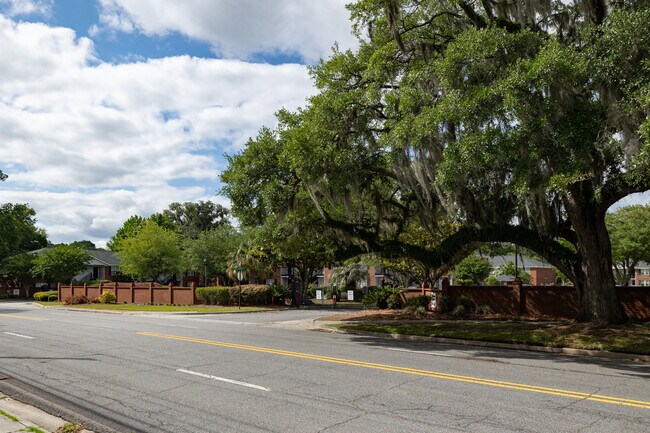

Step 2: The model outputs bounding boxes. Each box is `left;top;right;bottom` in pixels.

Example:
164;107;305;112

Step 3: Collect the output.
154;323;198;329
386;347;452;357
3;332;34;339
177;369;269;392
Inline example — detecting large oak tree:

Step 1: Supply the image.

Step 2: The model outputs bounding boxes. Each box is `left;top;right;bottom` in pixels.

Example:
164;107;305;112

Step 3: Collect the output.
225;0;649;323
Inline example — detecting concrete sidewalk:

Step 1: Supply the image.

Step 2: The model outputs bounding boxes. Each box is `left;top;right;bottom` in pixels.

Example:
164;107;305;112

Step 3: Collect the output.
0;393;93;433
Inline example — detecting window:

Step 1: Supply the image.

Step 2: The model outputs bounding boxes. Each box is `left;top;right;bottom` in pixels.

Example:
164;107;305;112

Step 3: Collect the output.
110;266;119;276
639;269;650;276
640;280;650;287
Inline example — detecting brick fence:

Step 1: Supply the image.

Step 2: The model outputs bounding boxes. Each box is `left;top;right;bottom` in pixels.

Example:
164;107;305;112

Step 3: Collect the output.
58;282;196;305
403;278;649;321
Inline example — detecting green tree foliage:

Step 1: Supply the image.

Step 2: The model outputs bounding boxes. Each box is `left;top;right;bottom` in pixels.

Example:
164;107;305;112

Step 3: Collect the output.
452;256;492;285
329;263;369;288
116;220;182;280
108;213;175;251
32;245;91;284
0;203;48;262
0;252;36;289
183;225;242;280
492;261;532;285
224;1;649;323
163;201;229;239
606;204;650;285
0;170;6;181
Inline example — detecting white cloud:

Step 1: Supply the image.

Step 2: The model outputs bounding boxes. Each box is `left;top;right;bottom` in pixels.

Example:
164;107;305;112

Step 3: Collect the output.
94;0;357;63
0;0;51;17
0;15;316;244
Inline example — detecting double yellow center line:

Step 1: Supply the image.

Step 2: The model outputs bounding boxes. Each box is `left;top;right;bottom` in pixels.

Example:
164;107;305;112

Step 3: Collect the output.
0;314;47;321
137;331;650;410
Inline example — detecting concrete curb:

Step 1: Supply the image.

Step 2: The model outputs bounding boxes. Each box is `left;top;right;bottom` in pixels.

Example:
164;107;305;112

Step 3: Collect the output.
331;327;650;363
41;306;274;315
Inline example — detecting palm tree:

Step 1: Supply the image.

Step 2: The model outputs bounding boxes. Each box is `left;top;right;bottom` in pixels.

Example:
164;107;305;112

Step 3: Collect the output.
329;263;369;289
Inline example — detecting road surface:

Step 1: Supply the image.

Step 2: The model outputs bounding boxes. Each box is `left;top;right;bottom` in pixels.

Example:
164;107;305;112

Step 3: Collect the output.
0;302;648;432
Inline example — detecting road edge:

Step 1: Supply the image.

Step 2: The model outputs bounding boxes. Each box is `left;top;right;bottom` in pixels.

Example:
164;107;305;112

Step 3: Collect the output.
330;326;650;362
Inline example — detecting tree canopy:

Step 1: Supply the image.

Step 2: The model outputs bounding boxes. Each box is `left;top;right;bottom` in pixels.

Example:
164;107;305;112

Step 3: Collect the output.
0;203;48;262
183;225;242;280
163;201;229;239
222;0;649;323
452;255;492;285
606;204;650;285
116;220;182;281
108;213;175;251
32;245;91;284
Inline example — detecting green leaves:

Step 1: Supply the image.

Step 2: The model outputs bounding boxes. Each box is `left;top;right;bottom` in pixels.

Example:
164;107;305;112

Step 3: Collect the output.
32;245;91;284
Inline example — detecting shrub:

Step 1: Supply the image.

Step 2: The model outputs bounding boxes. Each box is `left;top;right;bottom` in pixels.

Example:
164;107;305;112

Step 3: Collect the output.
457;295;472;311
47;294;58;301
0;293;7;300
196;287;231;305
362;287;402;309
387;293;404;309
64;295;89;305
99;291;117;304
230;284;271;306
34;291;57;301
269;284;290;304
405;295;430;310
452;305;467;318
476;305;493;315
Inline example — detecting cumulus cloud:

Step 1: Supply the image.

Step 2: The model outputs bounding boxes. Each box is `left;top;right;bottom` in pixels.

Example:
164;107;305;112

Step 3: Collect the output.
0;0;51;17
0;15;316;244
94;0;357;63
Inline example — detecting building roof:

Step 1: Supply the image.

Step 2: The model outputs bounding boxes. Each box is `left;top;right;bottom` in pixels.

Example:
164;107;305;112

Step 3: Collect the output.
29;248;119;266
485;255;554;270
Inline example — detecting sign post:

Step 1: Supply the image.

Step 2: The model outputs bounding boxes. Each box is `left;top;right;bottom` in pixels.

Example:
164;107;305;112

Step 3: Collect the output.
236;266;246;310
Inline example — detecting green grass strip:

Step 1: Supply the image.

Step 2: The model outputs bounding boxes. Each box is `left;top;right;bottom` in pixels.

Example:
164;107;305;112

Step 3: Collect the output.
65;304;269;313
334;321;650;355
0;409;19;422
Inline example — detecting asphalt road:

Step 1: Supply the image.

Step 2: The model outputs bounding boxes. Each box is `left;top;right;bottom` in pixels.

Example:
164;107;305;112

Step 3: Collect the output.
0;302;648;433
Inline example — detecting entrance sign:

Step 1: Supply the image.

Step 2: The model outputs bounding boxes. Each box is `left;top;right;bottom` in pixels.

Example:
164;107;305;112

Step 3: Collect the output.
347;290;354;301
316;289;322;300
430;292;437;309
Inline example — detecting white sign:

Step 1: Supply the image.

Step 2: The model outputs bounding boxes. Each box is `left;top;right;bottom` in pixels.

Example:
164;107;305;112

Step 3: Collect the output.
316;290;322;300
430;293;437;309
237;271;244;282
347;290;354;301
12;289;19;296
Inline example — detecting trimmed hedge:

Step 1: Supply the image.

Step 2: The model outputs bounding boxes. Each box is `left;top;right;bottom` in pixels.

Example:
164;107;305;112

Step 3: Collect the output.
34;290;58;301
196;285;272;306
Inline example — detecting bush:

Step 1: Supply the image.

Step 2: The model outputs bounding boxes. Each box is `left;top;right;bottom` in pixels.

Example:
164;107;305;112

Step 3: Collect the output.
34;290;58;301
99;291;117;304
231;284;271;306
0;293;7;300
48;294;58;301
457;295;472;311
387;293;404;309
362;287;401;309
196;287;231;305
269;284;290;304
64;295;89;305
476;305;493;315
452;305;467;318
405;295;430;310
196;285;272;306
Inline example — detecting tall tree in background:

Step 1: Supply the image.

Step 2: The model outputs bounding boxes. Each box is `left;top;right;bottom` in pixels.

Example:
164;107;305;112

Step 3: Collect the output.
183;225;243;283
225;1;648;323
163;201;229;239
606;204;650;285
0;203;48;262
108;213;175;251
32;245;91;284
116;220;182;281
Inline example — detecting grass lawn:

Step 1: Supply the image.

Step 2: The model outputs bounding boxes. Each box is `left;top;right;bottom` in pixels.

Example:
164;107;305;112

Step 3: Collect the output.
333;321;650;355
37;302;269;313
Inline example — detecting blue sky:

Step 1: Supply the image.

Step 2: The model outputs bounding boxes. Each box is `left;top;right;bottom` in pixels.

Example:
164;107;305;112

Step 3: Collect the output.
0;0;355;247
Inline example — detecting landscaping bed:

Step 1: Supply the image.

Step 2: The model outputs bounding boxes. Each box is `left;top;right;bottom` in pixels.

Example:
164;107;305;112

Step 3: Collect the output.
326;310;650;355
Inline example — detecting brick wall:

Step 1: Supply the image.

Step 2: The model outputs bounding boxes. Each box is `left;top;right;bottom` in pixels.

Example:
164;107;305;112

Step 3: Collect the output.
437;279;649;320
58;282;196;305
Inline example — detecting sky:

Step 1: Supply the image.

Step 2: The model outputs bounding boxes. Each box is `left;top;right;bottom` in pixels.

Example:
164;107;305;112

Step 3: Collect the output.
0;0;357;248
0;0;647;249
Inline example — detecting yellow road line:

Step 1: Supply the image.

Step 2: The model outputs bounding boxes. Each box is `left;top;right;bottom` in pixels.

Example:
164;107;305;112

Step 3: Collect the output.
0;314;47;321
137;331;650;410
